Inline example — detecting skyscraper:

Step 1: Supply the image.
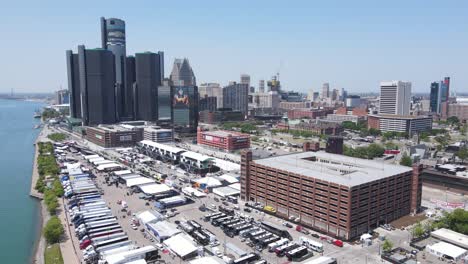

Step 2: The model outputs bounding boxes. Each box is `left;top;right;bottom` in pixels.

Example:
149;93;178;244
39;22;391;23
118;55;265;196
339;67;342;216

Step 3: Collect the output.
258;80;265;93
440;77;450;119
172;85;198;133
134;52;163;121
240;74;251;87
66;50;81;118
157;79;172;123
430;82;441;113
125;56;136;119
101;17;126;119
198;83;222;109
55;89;70;105
223;82;249;116
379;81;411;115
321;83;330;99
170;58;196;86
78;45;117;126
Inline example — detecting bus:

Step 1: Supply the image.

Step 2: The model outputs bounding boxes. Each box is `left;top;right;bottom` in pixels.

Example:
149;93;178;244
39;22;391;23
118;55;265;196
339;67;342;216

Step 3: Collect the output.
192;231;210;246
261;221;292;240
94;236;129;251
268;237;289;252
286;246;308;261
233;253;260;264
188;220;202;230
303;256;337;264
204;212;223;221
275;243;298;256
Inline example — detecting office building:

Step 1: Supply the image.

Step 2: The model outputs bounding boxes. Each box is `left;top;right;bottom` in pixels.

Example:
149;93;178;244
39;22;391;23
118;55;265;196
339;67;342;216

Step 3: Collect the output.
85;125;143;148
279;101;312;110
198;83;222;109
55;89;70;105
199;95;217;112
240;150;422;240
258;80;265;93
66;50;81;118
379;81;411;115
101;17;126;119
430;82;441;113
157;79;172;123
143;127;173;143
170;58;196;86
125;56;136;119
77;45;117;126
240;74;250;86
331;89;339;101
197;127;250;152
172;85;198;133
340;88;348;101
346;95;361;108
368;114;432;136
135;52;163;121
448;102;468;123
321;83;330;99
251;91;280;109
287;108;333;120
223;82;249;115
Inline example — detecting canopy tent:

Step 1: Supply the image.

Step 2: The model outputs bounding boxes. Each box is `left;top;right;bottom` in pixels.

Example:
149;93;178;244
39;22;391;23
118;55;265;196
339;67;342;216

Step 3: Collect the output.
139;183;172;195
163;233;198;259
113;170;132;176
426;242;467;261
212;186;240;198
96;163;121;171
195;177;222;188
125;177;155;187
136;210;165;225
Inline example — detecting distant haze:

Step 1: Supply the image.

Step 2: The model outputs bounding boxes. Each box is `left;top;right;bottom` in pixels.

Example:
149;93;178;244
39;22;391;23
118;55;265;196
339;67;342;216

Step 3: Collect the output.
1;0;467;93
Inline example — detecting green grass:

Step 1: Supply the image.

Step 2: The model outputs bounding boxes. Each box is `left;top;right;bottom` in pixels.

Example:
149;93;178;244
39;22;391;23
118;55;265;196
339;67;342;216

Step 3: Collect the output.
47;133;67;142
44;244;63;264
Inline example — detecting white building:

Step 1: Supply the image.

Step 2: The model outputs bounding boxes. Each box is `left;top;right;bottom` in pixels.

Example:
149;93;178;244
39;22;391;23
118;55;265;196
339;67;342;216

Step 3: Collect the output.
426;242;467;262
250;91;280;109
379;81;411;115
199;83;223;109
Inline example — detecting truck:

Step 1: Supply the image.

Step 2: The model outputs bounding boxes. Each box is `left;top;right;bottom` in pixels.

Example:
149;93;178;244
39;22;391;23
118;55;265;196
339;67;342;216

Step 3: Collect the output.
286;246;308;261
78;224;121;239
93;236;129;251
95;240;132;253
299;237;323;253
154;195;186;209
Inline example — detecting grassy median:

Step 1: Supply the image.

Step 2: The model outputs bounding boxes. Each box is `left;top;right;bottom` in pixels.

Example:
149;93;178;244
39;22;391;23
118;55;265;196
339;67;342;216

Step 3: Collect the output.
44;244;63;264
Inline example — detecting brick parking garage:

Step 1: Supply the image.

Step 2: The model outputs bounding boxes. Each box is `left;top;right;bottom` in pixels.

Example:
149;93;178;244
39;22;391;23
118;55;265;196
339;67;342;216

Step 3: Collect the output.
241;150;423;240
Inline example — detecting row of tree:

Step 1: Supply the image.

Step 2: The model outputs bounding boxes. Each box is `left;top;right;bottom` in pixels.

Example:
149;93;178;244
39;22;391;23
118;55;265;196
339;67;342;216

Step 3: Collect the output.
343;143;385;159
47;132;67;142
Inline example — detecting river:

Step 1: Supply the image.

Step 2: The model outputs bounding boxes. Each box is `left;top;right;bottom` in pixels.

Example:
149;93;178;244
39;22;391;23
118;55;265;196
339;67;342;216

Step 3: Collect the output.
0;99;44;263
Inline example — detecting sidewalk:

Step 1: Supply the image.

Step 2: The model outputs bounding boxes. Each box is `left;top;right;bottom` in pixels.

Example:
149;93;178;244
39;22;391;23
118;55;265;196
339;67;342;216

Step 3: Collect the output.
58;199;80;264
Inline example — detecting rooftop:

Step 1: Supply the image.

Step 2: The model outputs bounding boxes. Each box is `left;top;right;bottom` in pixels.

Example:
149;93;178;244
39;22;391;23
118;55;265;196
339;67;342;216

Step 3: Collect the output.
201;130;249;138
253;151;413;187
369;114;431;120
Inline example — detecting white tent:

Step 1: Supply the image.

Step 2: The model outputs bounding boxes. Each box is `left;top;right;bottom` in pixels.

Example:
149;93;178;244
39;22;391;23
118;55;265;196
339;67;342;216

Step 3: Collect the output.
212;186;240;197
196;177;222;188
139;183;171;195
136;210;165;225
426;242;467;261
125;177;155;187
219;174;239;184
114;170;132;176
189;256;224;264
360;233;372;241
96;163;121;171
163;233;198;259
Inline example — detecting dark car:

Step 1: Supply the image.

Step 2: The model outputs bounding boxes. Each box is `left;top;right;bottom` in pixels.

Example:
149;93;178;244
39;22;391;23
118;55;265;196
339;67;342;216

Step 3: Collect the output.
244;208;252;213
222;201;229;206
214;197;220;202
311;233;320;238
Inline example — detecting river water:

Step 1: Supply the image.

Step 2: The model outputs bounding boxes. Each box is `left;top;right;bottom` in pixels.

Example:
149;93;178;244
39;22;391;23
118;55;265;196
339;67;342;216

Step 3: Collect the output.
0;99;44;263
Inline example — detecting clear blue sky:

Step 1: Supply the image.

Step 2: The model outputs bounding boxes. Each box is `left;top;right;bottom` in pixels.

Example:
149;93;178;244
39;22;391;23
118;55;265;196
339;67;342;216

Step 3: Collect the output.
1;0;467;94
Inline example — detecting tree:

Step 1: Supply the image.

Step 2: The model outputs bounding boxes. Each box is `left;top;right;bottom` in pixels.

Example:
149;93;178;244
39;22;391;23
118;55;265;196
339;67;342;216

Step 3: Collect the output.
412;222;425;238
434;209;468;235
400;153;413;167
43;216;64;244
447;116;460;126
382;239;393;252
456;147;468;163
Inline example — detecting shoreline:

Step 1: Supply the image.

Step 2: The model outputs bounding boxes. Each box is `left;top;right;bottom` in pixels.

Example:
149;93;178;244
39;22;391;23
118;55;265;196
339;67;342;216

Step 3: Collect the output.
30;127;47;264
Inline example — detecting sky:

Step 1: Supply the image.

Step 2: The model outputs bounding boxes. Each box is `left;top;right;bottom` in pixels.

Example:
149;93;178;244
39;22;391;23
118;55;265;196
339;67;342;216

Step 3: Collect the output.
1;0;467;94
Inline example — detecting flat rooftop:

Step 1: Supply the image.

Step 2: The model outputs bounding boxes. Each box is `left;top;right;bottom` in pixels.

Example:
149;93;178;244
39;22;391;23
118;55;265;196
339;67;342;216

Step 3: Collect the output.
369;114;431;120
202;130;249;138
253;151;413;187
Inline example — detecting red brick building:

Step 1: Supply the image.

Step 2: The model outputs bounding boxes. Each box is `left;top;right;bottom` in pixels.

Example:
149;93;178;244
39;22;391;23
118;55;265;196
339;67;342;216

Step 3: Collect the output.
85;126;143;148
241;150;421;240
287;108;333;120
335;107;368;117
197;127;250;152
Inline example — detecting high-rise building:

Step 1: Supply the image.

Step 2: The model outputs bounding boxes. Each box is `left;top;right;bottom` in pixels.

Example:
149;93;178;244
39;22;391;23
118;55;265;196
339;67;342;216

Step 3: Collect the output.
267;76;281;92
66;50;81;118
258;80;265;93
125;56;136;119
430;82;441;113
134;52;163;121
440;77;450;119
223;82;249;116
199;95;217;112
331;89;339;101
240;74;250;87
379;81;411;115
346;95;361;108
198;83;222;109
251;91;280;109
170;58;196;86
77;45;117;126
340;88;348;101
321;83;330;99
157;79;172;123
172;85;198;133
55;89;70;105
101;17;126;119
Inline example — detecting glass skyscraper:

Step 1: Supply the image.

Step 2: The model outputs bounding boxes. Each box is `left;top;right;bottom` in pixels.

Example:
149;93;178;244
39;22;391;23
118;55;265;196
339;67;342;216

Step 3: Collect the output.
172;85;198;133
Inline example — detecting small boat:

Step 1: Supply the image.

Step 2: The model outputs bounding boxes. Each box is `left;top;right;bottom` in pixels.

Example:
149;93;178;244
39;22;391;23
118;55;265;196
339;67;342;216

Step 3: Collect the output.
33;124;40;129
33;110;41;118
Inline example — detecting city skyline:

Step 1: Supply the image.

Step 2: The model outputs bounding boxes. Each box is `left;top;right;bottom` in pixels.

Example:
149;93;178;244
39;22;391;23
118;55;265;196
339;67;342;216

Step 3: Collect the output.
1;0;468;93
